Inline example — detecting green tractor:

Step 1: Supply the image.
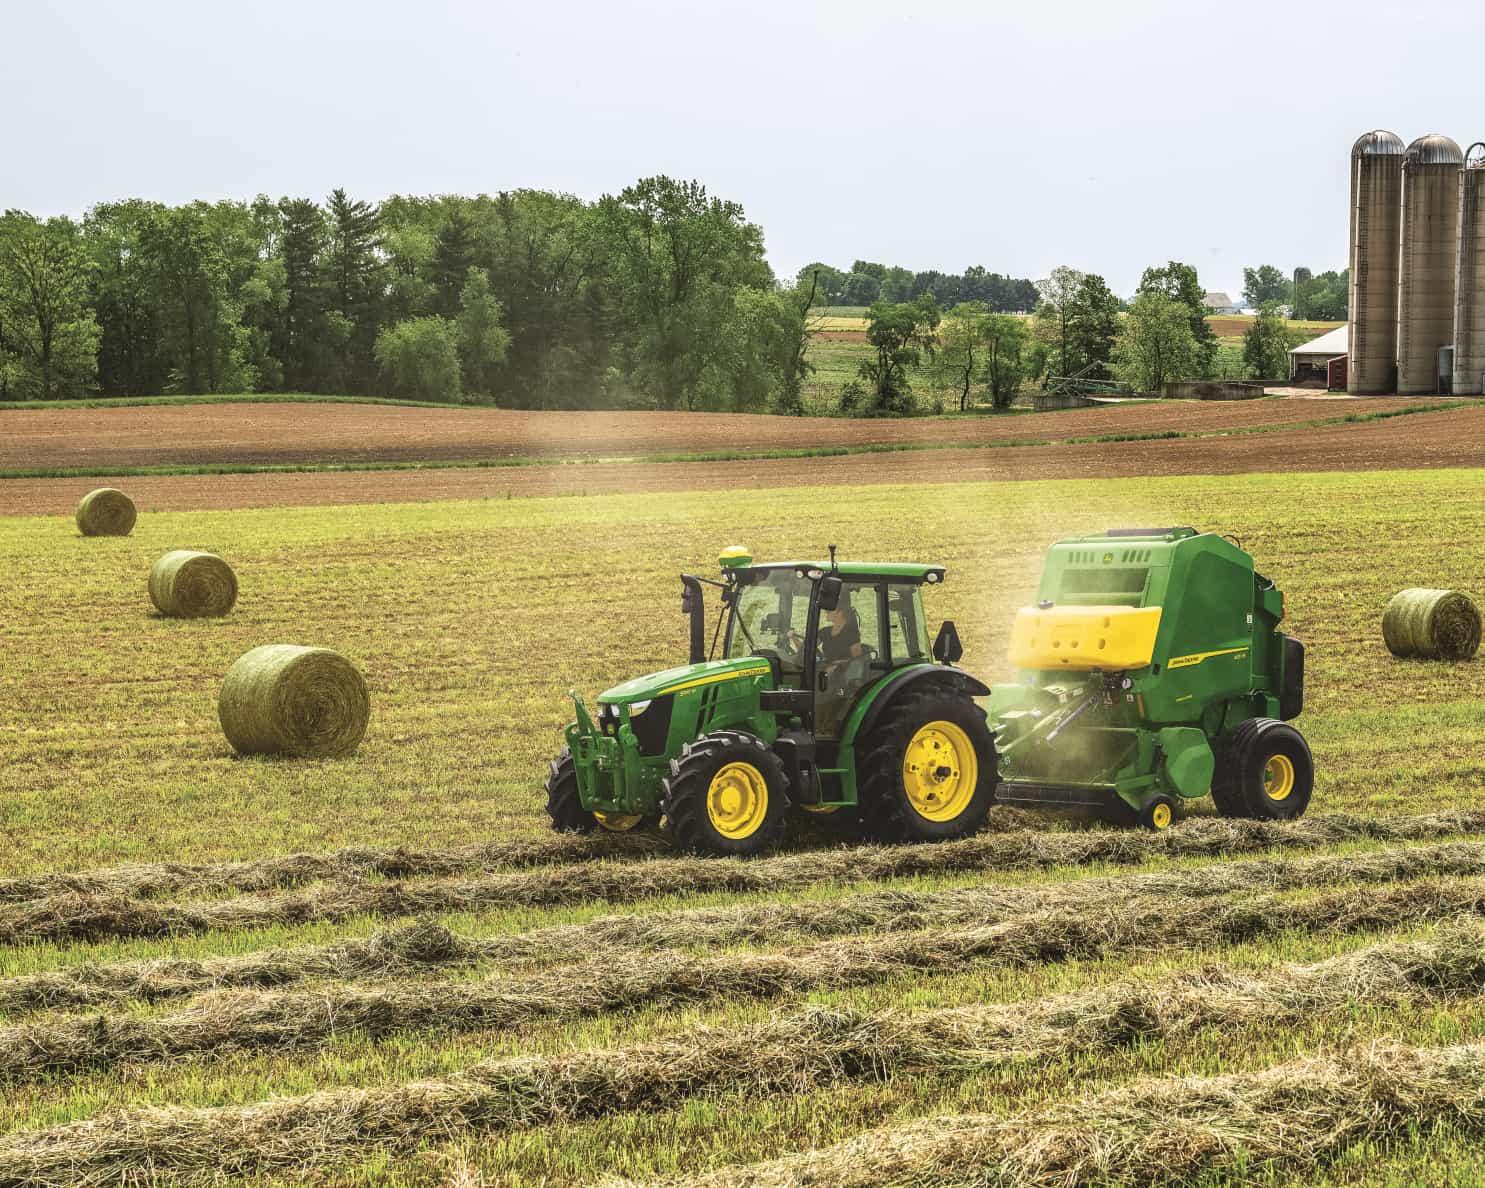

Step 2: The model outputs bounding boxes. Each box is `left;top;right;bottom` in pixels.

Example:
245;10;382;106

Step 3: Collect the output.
546;546;996;855
989;526;1311;829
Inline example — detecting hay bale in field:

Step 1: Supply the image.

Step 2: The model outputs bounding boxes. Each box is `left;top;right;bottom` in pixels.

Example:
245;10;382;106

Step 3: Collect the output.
148;550;238;618
75;488;136;536
218;645;369;758
1383;588;1482;661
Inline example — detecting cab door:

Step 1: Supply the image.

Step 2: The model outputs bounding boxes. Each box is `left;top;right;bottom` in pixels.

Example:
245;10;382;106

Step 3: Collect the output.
813;580;888;737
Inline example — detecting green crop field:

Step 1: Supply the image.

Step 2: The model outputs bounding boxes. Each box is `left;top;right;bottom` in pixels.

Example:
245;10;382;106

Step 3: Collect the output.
3;469;1485;1185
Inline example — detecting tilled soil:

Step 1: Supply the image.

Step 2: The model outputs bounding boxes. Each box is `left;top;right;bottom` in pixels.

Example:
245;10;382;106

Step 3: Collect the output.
0;396;1429;470
2;407;1482;515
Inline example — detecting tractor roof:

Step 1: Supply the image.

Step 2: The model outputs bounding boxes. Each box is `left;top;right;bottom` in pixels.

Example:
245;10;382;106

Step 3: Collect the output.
745;561;946;583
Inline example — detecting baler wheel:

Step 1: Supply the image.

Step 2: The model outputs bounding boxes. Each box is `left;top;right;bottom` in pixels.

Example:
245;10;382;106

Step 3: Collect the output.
544;748;598;834
662;730;789;856
1138;794;1175;831
1218;718;1313;820
858;686;997;843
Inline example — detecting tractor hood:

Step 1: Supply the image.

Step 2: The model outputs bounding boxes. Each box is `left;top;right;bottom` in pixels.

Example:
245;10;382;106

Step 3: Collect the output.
597;656;772;705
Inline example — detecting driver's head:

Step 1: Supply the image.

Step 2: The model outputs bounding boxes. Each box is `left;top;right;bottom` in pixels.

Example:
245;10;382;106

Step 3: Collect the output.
825;606;850;630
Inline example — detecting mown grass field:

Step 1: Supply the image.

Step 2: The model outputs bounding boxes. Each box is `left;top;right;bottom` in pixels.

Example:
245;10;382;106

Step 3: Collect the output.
2;469;1485;1185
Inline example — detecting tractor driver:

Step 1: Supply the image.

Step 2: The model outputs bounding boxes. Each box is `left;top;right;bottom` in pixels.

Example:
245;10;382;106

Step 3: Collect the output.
784;604;864;672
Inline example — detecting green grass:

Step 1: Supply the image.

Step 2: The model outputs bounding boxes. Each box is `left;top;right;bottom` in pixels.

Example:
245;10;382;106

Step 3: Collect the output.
3;468;1485;1183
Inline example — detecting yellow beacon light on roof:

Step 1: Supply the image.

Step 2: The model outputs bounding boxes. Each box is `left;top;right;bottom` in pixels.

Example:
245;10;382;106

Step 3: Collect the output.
718;544;753;569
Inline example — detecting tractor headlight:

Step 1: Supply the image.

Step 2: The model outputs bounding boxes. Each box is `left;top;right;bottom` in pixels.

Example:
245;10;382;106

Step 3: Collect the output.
627;699;652;717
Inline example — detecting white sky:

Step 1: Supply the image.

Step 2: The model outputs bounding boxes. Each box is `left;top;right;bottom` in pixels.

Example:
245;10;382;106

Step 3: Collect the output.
7;0;1484;299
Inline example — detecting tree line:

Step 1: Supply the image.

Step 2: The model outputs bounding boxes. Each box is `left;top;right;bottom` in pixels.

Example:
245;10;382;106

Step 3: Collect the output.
1242;264;1349;321
797;260;1040;313
0;179;824;412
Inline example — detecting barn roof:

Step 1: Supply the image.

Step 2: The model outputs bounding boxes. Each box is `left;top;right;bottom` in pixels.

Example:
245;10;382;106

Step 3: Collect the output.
1289;325;1349;357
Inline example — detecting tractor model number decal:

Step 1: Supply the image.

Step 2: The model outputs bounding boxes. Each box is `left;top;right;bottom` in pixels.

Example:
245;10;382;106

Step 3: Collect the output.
658;666;770;696
1167;646;1249;670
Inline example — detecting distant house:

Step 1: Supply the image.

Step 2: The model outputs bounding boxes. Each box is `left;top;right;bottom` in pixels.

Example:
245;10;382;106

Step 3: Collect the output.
1289;325;1349;388
1203;291;1240;315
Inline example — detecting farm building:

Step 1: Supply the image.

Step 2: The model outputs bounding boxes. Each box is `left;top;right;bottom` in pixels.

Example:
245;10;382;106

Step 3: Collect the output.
1204;291;1240;314
1290;324;1349;388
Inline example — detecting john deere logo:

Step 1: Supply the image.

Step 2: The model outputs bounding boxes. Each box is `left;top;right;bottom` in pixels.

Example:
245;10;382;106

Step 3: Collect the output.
1102;553;1114;564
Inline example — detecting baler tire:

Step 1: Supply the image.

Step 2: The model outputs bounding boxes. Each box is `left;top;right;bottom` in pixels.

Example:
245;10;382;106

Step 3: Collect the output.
544;748;598;834
1138;793;1176;832
858;686;997;843
1225;718;1314;820
662;730;789;856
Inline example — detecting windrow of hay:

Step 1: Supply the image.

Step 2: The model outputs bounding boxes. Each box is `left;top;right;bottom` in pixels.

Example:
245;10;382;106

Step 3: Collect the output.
669;1039;1485;1188
7;875;1485;1082
0;831;674;907
5;809;1483;947
4;923;1485;1186
147;550;238;618
8;839;1485;1015
73;488;135;537
218;644;369;758
1383;587;1483;660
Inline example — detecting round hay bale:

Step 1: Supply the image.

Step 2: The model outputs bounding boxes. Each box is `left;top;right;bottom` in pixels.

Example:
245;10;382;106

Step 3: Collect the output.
75;488;136;537
148;550;238;619
219;645;370;758
1383;588;1482;661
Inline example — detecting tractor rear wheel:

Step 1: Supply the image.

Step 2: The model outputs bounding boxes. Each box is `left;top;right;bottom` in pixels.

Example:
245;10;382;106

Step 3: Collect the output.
544;747;597;834
858;686;997;843
1215;718;1313;820
662;730;789;856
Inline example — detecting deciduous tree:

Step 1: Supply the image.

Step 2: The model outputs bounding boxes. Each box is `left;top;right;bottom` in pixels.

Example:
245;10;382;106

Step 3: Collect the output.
1112;291;1198;393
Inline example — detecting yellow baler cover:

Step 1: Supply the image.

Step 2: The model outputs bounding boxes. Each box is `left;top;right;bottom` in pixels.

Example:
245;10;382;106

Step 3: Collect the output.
1007;605;1163;671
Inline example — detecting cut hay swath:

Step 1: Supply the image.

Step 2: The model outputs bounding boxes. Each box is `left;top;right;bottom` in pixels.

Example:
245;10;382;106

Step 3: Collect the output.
671;1040;1485;1188
147;550;238;618
6;875;1485;1082
73;487;135;537
6;839;1485;1015
1383;587;1482;660
218;644;369;758
4;923;1485;1186
0;831;672;907
5;810;1485;947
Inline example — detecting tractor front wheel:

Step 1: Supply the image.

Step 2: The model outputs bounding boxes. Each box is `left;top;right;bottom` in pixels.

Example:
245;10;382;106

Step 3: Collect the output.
858;686;997;843
544;747;597;834
1213;718;1313;820
662;730;789;856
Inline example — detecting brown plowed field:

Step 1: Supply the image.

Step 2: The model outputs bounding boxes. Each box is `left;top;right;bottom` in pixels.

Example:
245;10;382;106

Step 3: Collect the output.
4;407;1483;516
0;397;1433;471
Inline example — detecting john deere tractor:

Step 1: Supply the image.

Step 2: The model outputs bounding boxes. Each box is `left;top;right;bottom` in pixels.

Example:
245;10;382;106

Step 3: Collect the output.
989;527;1310;829
545;546;995;855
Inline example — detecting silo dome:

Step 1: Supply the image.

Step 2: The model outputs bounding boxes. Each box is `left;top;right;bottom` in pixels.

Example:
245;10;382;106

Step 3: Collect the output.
1352;130;1405;158
1405;133;1465;167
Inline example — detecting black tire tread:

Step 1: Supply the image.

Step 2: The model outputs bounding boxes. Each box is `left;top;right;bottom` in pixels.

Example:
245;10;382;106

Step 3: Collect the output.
662;730;789;856
857;685;997;843
544;747;597;834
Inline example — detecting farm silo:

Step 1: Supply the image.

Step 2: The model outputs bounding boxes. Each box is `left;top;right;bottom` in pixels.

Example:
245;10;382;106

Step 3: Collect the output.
1347;130;1405;394
1454;143;1485;395
1397;133;1464;394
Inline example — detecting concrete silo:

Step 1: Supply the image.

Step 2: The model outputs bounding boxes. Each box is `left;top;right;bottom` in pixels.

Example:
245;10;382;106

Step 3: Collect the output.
1454;143;1485;395
1347;131;1405;394
1397;133;1464;394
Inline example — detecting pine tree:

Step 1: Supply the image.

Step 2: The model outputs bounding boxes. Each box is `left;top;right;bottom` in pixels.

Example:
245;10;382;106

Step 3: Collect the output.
324;189;384;392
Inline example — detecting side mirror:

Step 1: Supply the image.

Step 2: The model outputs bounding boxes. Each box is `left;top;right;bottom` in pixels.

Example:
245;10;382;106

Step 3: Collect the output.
680;575;706;664
932;620;964;664
818;575;843;612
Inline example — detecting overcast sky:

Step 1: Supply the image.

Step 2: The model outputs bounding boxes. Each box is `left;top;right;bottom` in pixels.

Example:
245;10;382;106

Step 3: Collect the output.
7;0;1484;298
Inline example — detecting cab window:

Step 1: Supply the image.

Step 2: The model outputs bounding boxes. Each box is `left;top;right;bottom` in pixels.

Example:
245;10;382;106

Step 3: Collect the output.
887;583;931;663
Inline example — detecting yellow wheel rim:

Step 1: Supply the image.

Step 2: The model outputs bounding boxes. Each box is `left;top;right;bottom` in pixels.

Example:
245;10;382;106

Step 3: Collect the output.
1150;801;1173;830
594;811;644;832
1263;754;1296;801
902;720;978;822
707;761;769;839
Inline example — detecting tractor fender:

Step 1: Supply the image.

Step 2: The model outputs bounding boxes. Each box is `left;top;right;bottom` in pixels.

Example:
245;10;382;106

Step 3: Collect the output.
834;665;991;804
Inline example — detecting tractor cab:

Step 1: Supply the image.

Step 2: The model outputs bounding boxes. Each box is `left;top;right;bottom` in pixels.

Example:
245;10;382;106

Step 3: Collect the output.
701;547;952;738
